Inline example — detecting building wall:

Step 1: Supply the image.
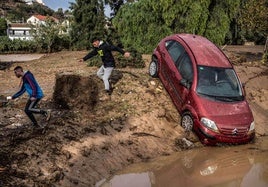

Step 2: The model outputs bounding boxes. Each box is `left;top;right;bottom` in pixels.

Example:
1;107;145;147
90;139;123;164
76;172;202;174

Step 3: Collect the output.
7;24;33;40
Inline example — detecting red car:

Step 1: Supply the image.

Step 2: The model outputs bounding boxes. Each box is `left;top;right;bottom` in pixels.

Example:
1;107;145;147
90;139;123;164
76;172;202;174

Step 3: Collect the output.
149;33;255;145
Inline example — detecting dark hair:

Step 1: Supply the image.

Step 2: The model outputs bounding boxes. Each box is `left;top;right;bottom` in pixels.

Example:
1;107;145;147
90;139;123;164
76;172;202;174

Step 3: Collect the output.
91;37;100;43
14;66;23;71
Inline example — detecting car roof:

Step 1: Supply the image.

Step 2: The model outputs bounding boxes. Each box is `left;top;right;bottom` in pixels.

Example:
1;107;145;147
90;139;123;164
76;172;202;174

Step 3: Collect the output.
173;34;232;68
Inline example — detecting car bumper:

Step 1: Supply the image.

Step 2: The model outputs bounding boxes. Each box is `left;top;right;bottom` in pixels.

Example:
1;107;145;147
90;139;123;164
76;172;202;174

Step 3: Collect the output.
195;125;255;145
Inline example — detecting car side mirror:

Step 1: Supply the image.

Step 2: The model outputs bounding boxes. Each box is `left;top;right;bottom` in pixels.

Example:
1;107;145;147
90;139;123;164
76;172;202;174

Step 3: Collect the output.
180;79;191;89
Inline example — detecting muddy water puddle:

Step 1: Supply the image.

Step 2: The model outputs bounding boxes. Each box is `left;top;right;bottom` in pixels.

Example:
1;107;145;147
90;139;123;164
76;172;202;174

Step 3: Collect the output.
97;137;268;187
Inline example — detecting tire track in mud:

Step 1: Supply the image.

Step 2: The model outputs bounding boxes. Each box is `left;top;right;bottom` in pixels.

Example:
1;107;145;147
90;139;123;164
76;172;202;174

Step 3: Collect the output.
244;69;268;85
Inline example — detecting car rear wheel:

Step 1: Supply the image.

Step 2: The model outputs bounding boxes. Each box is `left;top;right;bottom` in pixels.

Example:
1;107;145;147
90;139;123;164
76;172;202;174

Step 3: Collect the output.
181;112;194;131
149;58;158;78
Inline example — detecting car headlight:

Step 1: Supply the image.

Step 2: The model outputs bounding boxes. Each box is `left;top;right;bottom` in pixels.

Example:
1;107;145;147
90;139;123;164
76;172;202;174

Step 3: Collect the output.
201;118;219;132
249;121;255;132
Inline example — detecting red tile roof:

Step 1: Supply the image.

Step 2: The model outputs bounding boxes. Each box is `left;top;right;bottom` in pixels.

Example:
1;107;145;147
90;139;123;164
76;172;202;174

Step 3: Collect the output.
32;14;59;22
33;14;47;21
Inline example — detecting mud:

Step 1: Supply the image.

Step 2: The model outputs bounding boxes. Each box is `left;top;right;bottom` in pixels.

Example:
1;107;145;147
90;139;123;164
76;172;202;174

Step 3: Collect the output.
99;137;268;187
0;46;267;186
53;73;99;110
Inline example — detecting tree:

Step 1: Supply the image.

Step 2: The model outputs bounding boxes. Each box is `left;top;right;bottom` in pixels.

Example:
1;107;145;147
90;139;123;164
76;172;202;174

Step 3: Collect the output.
104;0;136;17
205;0;240;45
0;18;7;36
70;0;106;49
112;0;173;53
31;18;61;53
238;0;268;44
113;0;243;53
53;8;65;21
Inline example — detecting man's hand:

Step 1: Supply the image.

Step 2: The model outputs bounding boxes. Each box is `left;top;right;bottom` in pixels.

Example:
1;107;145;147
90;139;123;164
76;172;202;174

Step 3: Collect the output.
78;59;84;63
6;96;12;100
124;52;130;58
30;97;37;101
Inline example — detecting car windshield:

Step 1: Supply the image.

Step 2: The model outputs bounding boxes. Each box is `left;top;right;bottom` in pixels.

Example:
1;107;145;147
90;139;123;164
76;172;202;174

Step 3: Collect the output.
197;66;243;101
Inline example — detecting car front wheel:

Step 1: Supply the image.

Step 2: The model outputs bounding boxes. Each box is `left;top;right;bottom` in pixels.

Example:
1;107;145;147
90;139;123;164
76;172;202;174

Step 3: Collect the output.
181;112;194;131
149;59;158;78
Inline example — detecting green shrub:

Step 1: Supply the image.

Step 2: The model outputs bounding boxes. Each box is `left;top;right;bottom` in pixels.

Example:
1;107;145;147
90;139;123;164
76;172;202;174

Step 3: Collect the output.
0;36;38;53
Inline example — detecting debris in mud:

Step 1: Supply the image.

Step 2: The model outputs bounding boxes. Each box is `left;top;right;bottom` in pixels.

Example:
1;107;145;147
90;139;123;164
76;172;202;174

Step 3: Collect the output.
0;61;13;71
175;138;195;150
53;73;99;111
0;95;9;107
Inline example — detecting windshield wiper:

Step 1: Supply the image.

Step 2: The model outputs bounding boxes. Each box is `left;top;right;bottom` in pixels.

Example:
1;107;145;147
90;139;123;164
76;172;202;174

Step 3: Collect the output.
199;93;243;101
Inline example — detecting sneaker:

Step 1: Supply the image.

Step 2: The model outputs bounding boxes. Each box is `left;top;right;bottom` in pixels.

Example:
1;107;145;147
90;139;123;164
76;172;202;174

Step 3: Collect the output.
107;89;113;95
108;79;113;90
32;123;44;129
45;109;51;121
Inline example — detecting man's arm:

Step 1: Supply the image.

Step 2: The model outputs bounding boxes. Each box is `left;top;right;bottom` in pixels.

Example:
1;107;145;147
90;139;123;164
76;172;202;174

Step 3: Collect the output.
81;49;98;62
12;84;26;99
109;44;130;57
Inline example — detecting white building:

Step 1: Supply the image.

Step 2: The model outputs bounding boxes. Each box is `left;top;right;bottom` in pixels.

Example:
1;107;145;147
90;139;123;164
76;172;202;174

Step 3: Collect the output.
36;0;44;5
7;23;33;40
7;15;64;40
23;0;44;5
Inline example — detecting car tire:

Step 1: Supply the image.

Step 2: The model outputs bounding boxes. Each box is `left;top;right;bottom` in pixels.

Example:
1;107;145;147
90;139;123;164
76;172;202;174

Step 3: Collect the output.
149;58;158;78
181;112;194;131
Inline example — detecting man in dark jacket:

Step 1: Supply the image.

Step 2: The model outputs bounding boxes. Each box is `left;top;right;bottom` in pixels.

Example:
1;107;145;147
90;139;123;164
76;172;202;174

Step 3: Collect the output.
79;38;130;97
7;66;51;128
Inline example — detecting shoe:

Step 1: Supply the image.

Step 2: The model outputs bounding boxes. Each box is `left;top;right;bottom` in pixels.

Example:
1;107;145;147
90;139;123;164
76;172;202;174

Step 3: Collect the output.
105;87;113;95
45;109;51;121
32;123;44;129
32;123;38;128
108;79;113;90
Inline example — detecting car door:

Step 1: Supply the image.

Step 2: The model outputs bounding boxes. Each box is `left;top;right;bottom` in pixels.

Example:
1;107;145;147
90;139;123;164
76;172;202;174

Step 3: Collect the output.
158;40;174;91
173;52;193;110
164;40;186;108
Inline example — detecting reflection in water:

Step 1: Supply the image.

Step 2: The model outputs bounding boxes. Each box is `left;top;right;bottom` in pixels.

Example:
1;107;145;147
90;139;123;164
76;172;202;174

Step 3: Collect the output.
96;138;268;187
95;172;154;187
241;164;268;187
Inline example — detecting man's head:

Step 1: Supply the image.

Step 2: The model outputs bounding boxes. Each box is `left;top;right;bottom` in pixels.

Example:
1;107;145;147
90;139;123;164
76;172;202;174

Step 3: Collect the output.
91;38;100;48
14;66;24;78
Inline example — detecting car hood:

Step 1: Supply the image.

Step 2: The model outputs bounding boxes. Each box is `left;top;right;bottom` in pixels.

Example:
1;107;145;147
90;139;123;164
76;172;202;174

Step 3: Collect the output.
196;95;254;127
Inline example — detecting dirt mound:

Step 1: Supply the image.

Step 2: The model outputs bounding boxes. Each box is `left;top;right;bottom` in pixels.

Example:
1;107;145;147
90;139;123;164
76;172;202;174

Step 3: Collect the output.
0;95;8;107
0;61;13;71
53;73;99;111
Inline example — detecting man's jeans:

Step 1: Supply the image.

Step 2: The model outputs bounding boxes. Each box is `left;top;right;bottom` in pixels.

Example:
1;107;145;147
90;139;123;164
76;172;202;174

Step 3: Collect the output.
97;65;114;90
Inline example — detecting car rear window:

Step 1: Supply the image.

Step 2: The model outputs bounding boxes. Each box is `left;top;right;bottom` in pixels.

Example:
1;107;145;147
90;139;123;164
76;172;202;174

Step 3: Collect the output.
166;40;185;63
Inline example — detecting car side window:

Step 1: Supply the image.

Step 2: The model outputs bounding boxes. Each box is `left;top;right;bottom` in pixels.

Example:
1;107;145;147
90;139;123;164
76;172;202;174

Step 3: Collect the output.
177;54;193;83
165;40;185;64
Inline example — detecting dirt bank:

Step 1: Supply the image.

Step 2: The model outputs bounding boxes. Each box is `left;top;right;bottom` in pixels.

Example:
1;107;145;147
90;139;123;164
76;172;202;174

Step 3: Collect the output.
0;54;44;62
0;46;267;186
